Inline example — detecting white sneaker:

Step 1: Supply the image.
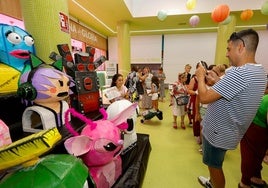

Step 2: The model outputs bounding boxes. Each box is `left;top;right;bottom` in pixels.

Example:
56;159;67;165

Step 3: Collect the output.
198;176;212;188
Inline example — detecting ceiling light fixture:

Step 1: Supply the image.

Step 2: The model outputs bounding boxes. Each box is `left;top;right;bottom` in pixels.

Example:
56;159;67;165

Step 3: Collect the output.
72;0;116;34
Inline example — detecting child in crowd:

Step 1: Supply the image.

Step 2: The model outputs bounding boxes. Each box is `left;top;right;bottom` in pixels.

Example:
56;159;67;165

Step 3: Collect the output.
170;72;188;129
140;67;153;109
148;75;160;111
110;73;129;103
140;75;163;123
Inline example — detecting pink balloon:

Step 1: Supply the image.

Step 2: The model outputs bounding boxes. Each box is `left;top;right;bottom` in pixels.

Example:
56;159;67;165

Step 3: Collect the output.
189;15;200;27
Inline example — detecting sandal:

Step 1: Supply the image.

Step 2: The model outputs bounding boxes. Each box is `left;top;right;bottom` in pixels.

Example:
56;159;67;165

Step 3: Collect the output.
173;122;178;129
181;123;186;130
251;181;268;188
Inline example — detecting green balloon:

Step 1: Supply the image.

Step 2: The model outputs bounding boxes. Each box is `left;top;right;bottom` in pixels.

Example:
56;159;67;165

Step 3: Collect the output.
261;1;268;15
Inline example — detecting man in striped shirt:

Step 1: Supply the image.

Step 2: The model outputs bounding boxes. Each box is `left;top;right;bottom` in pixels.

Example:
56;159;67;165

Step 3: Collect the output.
196;29;267;188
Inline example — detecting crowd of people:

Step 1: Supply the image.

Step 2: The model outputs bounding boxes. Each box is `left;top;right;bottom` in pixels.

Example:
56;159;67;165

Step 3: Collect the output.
107;28;268;188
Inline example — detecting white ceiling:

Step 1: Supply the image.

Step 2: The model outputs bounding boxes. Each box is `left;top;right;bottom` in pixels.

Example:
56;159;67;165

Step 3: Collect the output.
68;0;268;36
124;0;265;17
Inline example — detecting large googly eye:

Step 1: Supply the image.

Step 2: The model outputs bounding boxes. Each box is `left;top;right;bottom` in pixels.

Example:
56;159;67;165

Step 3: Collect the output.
103;142;117;151
24;35;34;46
6;32;22;44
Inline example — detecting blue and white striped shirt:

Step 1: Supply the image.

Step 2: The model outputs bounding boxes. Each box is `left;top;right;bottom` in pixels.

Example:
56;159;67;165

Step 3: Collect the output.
202;64;266;150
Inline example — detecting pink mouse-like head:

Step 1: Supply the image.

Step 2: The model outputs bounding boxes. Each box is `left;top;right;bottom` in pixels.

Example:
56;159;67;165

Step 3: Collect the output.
64;103;138;167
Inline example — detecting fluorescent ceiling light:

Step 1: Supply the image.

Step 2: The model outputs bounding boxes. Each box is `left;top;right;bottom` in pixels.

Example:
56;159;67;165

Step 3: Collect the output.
72;0;116;34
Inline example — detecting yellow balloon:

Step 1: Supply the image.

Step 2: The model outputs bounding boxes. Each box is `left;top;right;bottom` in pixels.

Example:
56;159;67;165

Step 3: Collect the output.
186;0;197;10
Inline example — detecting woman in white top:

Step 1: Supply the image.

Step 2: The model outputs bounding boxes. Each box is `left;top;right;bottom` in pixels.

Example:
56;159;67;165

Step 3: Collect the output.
110;73;129;103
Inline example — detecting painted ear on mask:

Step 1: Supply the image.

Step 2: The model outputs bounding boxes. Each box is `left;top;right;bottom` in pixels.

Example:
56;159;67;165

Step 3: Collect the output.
117;122;128;130
110;102;138;126
64;135;92;156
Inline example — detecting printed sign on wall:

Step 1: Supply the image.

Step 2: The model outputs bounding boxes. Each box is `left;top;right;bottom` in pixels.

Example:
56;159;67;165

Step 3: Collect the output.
59;12;69;33
105;61;117;78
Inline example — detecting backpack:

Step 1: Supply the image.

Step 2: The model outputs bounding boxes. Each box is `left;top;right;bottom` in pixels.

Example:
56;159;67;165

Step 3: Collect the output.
125;74;131;88
125;72;136;89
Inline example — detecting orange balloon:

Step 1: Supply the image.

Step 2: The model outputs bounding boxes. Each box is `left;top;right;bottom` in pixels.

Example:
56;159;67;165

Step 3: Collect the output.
240;9;254;21
211;4;230;23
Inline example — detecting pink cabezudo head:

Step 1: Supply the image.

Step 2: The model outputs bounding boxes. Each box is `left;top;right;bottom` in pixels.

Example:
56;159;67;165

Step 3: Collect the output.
64;102;138;167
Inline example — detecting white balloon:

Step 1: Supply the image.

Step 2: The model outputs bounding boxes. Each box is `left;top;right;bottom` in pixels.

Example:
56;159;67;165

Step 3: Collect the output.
189;15;200;27
157;10;167;21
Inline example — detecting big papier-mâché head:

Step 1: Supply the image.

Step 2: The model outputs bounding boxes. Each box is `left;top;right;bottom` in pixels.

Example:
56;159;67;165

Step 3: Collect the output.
18;54;74;102
0;23;36;72
64;102;138;167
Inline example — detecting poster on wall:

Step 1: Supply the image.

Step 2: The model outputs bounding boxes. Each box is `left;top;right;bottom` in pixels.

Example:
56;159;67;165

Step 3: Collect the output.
105;61;117;78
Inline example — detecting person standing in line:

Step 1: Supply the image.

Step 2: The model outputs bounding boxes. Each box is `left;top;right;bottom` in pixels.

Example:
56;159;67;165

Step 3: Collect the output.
183;64;193;127
148;75;160;111
135;67;145;99
211;64;227;79
170;72;188;129
184;64;192;85
197;29;266;188
156;67;166;102
196;64;227;153
125;65;139;102
188;61;208;144
140;66;153;109
239;87;268;188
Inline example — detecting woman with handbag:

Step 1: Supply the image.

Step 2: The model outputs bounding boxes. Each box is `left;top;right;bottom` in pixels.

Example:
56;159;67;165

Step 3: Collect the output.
170;72;188;129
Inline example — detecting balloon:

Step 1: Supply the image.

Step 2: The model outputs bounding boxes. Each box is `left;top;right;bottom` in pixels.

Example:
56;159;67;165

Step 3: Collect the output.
240;9;254;21
261;1;268;15
157;10;167;21
186;0;197;10
211;4;230;23
189;15;200;27
220;15;232;25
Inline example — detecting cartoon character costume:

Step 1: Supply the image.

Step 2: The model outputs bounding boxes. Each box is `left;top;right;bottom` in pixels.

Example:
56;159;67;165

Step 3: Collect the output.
64;103;138;188
106;99;139;151
17;54;74;133
0;128;89;188
0;24;35;93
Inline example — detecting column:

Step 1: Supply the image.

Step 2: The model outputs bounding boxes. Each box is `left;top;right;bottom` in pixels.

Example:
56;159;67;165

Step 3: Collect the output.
20;0;71;63
117;21;130;78
214;15;236;65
